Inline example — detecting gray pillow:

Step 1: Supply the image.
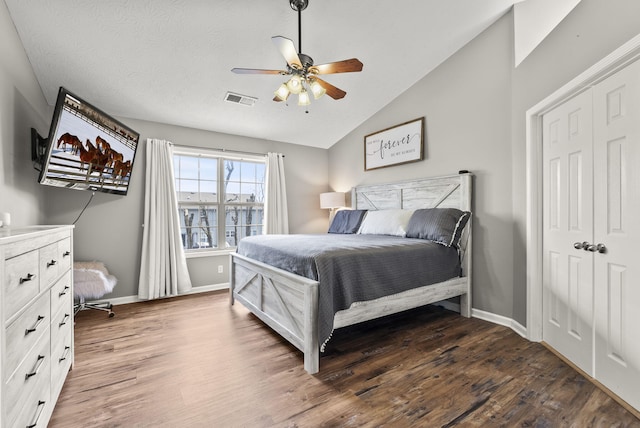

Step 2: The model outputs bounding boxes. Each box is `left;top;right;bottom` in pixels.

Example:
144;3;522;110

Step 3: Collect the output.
405;208;471;247
328;210;367;234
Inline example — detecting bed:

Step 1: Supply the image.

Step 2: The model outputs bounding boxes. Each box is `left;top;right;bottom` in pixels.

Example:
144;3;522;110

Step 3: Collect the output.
230;173;473;374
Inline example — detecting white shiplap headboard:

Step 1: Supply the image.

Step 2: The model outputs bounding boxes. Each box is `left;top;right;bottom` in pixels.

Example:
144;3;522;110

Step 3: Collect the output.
353;173;472;212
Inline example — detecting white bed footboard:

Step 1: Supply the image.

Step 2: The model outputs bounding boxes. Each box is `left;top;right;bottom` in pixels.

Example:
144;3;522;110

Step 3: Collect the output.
230;252;320;373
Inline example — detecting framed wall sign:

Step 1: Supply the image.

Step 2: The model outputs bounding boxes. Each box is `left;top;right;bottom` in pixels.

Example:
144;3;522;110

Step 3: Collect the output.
364;117;424;171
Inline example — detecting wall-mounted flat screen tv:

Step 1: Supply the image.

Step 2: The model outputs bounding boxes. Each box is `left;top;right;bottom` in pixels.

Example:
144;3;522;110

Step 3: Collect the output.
34;87;140;196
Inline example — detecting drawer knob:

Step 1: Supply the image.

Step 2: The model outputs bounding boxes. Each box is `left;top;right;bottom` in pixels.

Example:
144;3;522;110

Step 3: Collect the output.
63;250;71;257
26;400;46;428
59;345;71;363
19;273;36;284
25;355;45;380
25;315;45;336
59;285;70;297
47;259;58;267
59;313;70;327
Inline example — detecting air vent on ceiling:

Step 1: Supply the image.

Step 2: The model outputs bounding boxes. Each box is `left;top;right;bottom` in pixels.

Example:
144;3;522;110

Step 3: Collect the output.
224;92;257;106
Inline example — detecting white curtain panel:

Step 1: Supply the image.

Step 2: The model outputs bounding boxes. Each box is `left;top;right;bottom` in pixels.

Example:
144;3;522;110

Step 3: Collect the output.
265;152;289;234
138;139;192;299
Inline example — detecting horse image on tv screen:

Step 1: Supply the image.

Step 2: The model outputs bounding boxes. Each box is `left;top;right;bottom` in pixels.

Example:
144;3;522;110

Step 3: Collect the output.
43;94;138;194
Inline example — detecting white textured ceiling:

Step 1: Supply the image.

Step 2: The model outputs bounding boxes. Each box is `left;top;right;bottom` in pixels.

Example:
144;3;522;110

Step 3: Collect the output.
5;0;517;149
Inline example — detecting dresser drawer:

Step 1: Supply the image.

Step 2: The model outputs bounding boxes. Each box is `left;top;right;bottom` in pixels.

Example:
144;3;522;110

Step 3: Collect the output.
4;249;40;321
40;242;60;290
51;327;73;393
4;292;50;380
58;237;72;271
51;304;72;350
8;373;51;428
50;270;72;319
4;330;51;425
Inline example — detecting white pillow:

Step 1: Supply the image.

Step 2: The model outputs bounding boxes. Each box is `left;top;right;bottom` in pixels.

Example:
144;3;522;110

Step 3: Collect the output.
357;209;414;237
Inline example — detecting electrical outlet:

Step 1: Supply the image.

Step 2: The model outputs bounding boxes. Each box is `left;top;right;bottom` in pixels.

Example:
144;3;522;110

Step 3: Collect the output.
218;265;223;274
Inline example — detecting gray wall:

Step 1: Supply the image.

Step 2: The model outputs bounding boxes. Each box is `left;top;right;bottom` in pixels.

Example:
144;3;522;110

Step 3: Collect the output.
0;1;50;225
44;118;329;299
329;0;640;326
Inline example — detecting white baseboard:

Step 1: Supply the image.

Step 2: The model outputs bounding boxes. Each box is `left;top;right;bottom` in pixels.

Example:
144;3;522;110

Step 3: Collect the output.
432;302;527;339
184;283;229;295
472;308;527;338
87;283;229;306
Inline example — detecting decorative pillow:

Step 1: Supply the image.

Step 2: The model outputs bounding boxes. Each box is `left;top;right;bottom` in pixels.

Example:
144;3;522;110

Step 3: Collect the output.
357;209;414;237
328;210;368;234
405;208;471;247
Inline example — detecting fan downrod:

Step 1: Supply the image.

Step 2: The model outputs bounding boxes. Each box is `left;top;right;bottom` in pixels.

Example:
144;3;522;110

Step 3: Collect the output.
289;0;308;12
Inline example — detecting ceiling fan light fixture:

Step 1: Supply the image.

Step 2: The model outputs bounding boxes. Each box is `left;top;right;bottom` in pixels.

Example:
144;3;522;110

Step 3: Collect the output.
232;0;363;107
309;79;326;99
287;75;303;94
298;88;311;106
274;83;290;101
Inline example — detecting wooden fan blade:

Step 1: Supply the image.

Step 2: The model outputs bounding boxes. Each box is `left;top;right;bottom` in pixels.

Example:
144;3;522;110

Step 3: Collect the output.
314;77;346;100
272;36;303;70
231;68;287;75
310;58;363;75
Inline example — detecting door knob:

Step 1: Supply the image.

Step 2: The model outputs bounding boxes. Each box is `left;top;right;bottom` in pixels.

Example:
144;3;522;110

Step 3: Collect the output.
584;243;607;253
573;241;588;250
573;241;606;253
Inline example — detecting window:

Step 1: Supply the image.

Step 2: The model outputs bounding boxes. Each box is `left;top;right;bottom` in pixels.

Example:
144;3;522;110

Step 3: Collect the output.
173;148;265;252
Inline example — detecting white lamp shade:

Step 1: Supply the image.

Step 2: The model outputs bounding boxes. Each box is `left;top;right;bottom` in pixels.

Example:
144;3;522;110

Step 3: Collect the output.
286;75;303;94
274;83;290;101
320;191;345;209
298;89;311;106
310;80;326;99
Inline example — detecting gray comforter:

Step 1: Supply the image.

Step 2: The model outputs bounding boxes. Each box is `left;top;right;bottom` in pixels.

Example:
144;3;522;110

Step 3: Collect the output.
236;234;461;351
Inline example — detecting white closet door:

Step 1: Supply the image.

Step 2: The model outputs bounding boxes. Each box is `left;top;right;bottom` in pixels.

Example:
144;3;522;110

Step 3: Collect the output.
542;89;594;375
592;59;640;409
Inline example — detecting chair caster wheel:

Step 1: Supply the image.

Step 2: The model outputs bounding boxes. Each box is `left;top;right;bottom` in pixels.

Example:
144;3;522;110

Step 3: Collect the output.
108;312;115;318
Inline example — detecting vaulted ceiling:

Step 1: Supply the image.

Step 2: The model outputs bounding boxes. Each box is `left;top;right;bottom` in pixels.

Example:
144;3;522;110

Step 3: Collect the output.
5;0;519;149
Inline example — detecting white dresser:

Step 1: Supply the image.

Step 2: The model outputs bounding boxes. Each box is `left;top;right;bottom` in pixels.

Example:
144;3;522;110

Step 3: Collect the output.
0;226;74;428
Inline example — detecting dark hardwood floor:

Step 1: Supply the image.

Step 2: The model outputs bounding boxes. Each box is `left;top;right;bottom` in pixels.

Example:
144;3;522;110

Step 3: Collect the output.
50;291;640;427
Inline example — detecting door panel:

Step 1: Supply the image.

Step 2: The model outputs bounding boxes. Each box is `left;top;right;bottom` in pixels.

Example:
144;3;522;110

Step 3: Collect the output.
568;151;584;231
567;254;583;340
542;89;594;375
592;59;640;410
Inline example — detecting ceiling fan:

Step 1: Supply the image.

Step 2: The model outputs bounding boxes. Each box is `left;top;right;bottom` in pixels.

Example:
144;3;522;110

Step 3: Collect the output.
231;0;363;107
